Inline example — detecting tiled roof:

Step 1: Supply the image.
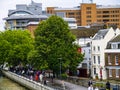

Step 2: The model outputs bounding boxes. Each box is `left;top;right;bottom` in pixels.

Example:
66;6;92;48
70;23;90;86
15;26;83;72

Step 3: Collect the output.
93;29;109;40
109;34;120;42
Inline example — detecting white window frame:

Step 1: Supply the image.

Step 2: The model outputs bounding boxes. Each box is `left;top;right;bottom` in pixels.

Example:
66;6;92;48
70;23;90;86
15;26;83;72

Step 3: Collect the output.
115;55;119;65
116;69;119;78
94;56;96;64
98;56;100;64
109;69;112;77
108;55;111;65
111;43;117;49
98;46;100;51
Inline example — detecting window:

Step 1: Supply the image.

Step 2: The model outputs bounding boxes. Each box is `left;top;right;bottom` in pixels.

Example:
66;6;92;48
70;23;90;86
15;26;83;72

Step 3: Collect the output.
94;56;96;63
93;46;95;51
116;69;119;78
86;7;91;10
87;20;91;22
94;68;96;75
118;44;120;49
68;12;74;15
111;43;117;49
87;15;91;18
98;56;100;64
86;11;91;14
98;46;100;51
89;49;91;54
115;55;119;65
109;69;112;77
103;11;109;13
108;55;111;65
94;56;96;64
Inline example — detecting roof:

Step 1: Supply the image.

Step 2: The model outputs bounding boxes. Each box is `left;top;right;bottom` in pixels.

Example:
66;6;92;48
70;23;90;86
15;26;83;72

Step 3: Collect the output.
54;7;80;11
3;15;48;20
97;5;120;9
109;34;120;42
93;29;109;40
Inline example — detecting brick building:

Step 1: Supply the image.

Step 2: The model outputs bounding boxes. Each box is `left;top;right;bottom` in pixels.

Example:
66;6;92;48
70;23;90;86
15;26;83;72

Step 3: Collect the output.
46;3;120;28
105;34;120;80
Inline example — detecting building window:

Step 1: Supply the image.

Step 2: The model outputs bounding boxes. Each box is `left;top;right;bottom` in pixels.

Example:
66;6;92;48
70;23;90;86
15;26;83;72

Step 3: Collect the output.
94;68;96;75
115;55;119;65
86;11;91;14
98;56;100;64
87;15;91;18
118;44;120;49
111;43;117;49
86;7;91;10
94;56;96;64
103;11;109;13
98;46;100;51
93;46;95;51
116;69;119;78
87;20;91;22
68;12;74;15
108;55;111;65
89;49;91;54
109;69;112;77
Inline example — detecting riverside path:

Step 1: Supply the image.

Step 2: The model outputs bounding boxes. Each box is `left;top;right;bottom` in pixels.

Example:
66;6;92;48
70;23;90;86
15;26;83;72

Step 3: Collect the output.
52;79;88;90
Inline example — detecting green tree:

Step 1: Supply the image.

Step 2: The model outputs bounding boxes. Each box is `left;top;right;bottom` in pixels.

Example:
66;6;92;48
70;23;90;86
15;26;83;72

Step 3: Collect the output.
0;30;34;66
34;15;83;75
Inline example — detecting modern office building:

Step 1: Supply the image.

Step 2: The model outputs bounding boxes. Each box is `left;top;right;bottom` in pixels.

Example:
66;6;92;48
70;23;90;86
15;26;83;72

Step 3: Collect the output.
3;1;47;30
46;3;120;28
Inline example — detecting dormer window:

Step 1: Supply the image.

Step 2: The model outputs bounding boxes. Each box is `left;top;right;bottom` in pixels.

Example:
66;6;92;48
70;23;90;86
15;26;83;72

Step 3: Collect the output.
118;44;120;49
111;43;117;49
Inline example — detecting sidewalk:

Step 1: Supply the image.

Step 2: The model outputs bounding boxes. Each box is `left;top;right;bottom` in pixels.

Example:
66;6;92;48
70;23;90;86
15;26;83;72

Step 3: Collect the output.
47;78;88;90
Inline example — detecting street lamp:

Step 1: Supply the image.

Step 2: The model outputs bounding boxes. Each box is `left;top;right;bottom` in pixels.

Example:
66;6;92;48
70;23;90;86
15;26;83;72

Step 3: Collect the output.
100;66;103;81
58;58;62;80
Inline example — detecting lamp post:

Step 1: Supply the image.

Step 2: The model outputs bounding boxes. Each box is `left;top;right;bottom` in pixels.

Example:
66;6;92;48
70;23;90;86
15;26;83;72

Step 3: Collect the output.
100;66;103;81
58;58;62;80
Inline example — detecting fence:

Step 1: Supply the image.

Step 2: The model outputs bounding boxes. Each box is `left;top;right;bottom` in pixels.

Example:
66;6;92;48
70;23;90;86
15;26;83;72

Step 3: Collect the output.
2;70;55;90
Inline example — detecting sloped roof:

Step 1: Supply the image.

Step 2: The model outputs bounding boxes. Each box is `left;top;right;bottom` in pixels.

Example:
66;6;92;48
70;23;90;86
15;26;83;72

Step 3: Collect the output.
109;34;120;42
93;29;109;40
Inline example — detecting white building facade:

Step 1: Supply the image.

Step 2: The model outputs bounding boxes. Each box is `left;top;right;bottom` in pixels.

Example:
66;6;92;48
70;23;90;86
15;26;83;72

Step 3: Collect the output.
75;37;92;77
91;27;120;80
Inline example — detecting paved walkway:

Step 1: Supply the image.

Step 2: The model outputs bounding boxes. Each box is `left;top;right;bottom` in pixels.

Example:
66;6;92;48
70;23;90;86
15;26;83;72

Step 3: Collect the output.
49;79;88;90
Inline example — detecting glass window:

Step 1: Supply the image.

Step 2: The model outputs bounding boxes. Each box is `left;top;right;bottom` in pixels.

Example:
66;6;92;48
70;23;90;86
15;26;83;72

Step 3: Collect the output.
111;44;117;49
116;69;119;78
118;44;120;49
94;68;96;75
94;56;96;64
98;46;100;51
93;46;95;51
115;55;119;65
98;56;100;64
108;55;111;65
109;69;112;77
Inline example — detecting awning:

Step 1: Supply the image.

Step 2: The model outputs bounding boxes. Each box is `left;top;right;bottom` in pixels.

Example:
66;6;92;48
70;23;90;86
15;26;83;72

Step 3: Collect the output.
105;66;120;69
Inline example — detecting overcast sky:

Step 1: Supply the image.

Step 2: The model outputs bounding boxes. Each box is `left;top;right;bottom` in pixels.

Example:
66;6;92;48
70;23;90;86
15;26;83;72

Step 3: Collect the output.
0;0;120;31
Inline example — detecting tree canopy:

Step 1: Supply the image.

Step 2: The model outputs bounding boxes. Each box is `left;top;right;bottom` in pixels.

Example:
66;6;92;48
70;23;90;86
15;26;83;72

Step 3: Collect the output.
0;30;34;66
31;15;83;75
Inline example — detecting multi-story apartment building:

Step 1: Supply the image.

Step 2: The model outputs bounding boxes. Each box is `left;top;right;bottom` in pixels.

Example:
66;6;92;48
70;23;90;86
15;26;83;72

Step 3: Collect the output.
105;34;120;80
91;28;120;80
3;1;77;31
46;3;120;28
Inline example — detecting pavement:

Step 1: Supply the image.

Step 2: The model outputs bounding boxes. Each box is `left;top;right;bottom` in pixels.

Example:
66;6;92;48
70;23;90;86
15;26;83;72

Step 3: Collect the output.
47;78;88;90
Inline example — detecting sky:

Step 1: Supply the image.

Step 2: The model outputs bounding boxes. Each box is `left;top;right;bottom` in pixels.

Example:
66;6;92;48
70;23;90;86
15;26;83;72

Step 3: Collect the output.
0;0;120;31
